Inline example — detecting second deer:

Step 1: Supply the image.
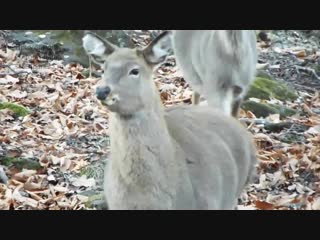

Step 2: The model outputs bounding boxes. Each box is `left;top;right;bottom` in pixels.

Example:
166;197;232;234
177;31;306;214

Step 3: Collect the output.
171;30;257;117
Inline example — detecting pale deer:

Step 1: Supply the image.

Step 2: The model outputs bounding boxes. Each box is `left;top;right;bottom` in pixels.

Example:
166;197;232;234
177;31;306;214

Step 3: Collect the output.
82;31;257;210
171;30;257;117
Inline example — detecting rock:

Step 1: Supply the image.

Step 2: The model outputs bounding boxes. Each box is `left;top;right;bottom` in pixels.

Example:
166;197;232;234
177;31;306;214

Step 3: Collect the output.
278;132;306;144
271;104;297;118
257;31;271;42
301;30;320;38
245;77;298;102
256;70;273;80
241;101;297;118
241;101;277;118
78;190;107;209
1;157;41;170
6;30;135;67
86;193;107;209
79;157;107;190
264;122;294;133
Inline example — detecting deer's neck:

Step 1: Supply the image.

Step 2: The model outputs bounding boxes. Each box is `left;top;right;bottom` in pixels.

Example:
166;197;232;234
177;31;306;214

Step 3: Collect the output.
112;108;168;145
109;105;177;188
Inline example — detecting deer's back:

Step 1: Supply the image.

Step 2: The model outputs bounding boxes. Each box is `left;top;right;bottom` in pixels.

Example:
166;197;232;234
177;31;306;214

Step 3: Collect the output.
165;105;257;209
172;30;257;97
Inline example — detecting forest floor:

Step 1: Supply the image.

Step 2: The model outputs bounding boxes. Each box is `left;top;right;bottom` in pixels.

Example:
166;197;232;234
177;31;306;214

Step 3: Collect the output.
0;30;320;210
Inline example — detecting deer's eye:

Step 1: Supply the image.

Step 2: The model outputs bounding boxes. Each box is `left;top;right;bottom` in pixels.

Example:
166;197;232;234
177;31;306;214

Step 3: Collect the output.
129;68;140;76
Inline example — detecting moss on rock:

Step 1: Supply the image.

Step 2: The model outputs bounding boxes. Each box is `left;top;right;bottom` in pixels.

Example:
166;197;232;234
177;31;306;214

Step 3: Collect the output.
241;101;297;118
245;77;298;101
1;157;41;170
278;133;305;144
84;193;106;209
0;102;31;117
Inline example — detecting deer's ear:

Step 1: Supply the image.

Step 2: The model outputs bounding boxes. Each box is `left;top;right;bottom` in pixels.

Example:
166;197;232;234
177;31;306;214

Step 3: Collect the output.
142;31;173;65
82;31;117;65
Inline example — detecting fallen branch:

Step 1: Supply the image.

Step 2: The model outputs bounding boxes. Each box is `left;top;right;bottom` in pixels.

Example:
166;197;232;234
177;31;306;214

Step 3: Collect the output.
165;97;191;104
239;118;294;133
0;72;30;77
246;121;255;131
293;83;316;93
264;145;288;150
0;64;31;77
295;65;320;81
239;118;269;126
88;55;92;78
302;103;317;117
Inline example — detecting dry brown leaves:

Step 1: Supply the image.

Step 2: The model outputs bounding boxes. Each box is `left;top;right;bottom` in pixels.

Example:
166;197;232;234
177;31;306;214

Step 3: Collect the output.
238;91;320;210
0;48;108;209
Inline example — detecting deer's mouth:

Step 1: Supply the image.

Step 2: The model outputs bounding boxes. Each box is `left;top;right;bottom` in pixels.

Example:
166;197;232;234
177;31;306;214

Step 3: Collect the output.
100;94;120;107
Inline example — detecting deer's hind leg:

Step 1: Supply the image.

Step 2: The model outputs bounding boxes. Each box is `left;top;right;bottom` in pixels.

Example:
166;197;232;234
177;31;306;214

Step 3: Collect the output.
231;86;244;118
192;91;201;105
231;98;242;118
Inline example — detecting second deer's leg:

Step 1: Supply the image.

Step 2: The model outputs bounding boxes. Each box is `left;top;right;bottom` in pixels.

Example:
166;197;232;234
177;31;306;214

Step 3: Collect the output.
231;99;242;118
192;91;201;105
231;86;244;118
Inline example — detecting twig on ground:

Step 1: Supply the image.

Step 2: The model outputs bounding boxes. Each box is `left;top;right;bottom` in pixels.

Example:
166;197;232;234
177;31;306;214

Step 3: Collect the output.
0;64;31;77
293;83;316;93
165;97;191;104
88;55;93;78
239;118;269;126
247;121;255;131
295;65;320;80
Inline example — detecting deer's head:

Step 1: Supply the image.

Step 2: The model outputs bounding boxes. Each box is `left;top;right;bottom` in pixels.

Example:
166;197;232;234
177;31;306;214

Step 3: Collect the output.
82;31;172;117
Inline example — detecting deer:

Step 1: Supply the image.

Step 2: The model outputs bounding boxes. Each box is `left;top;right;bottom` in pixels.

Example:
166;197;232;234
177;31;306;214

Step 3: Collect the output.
82;31;257;210
170;30;257;118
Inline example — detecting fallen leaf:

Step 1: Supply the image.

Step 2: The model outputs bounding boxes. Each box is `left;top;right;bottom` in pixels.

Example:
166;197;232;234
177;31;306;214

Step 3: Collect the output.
0;48;17;61
255;200;275;210
266;114;280;123
8;90;27;99
0;109;15;121
71;176;96;188
306;125;320;135
30;91;47;99
12;169;37;182
24;180;44;191
53;186;69;193
47;175;56;182
237;205;256;210
0;75;19;84
292;49;307;58
312;198;320;210
50;156;62;165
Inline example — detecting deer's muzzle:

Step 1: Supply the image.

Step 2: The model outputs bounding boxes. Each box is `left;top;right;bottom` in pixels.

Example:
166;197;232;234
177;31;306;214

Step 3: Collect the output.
96;86;111;100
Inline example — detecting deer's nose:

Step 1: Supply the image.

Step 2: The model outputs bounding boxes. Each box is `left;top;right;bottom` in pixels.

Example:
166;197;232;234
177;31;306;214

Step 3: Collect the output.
96;86;111;100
